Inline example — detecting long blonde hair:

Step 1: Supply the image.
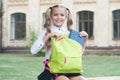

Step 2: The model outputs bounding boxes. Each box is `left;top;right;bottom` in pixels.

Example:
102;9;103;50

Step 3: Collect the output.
44;5;73;33
44;5;73;48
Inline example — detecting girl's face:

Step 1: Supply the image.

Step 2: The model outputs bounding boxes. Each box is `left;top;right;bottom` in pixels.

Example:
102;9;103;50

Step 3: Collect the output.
51;7;67;27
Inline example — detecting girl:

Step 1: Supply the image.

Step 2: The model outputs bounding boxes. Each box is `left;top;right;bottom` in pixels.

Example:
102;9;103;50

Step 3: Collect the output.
31;4;88;80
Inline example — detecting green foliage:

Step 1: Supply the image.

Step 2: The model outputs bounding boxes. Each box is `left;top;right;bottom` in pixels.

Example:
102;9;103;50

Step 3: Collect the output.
27;26;45;56
27;27;37;47
0;0;4;18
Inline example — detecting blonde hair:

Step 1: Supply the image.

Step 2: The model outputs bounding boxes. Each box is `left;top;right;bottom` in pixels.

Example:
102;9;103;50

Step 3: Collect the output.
44;5;73;33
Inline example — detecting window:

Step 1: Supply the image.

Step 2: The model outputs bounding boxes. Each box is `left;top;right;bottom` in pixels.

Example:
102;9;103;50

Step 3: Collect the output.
77;11;94;39
113;10;120;40
11;13;26;40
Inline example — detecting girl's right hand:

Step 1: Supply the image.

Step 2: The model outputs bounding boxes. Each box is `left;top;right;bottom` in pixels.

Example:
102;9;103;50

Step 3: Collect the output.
43;32;60;43
50;32;60;37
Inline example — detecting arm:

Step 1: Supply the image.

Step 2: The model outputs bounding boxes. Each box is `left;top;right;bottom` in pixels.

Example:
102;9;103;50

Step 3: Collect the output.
30;30;46;54
79;31;88;53
30;30;59;54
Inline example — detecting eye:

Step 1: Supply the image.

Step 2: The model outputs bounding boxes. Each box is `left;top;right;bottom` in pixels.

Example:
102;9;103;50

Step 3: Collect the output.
53;13;58;16
61;14;65;16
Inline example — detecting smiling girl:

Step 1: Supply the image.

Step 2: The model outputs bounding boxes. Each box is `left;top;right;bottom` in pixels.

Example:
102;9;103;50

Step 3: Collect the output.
31;5;88;80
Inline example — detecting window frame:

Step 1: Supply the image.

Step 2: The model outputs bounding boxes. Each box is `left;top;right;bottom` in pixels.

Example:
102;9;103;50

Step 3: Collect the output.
10;13;26;40
112;9;120;40
77;11;94;40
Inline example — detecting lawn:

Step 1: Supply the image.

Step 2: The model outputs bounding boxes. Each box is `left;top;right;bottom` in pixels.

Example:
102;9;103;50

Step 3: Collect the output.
0;53;120;80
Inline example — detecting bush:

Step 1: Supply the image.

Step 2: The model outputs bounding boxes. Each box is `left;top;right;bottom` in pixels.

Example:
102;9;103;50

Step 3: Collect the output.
27;27;45;56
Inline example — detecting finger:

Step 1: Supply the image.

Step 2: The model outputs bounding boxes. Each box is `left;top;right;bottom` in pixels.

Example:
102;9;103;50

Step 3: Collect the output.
79;32;84;37
79;31;88;37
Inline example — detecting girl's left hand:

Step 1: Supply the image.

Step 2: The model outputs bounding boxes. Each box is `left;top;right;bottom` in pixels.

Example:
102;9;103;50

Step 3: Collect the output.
79;31;88;53
79;31;88;39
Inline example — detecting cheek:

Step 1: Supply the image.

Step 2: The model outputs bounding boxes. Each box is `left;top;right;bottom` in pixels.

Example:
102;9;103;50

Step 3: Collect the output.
51;16;57;20
62;16;66;21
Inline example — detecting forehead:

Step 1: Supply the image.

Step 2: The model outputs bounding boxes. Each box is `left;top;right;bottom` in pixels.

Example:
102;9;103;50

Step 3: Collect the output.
51;7;66;14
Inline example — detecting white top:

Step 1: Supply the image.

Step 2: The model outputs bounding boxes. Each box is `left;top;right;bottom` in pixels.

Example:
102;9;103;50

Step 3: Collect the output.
30;25;69;59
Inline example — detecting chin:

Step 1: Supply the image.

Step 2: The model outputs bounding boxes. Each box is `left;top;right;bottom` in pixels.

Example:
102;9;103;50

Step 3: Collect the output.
56;24;62;27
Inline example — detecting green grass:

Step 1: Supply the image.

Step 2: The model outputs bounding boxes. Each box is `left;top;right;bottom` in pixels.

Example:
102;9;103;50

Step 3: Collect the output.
82;55;120;77
0;53;120;80
0;54;44;80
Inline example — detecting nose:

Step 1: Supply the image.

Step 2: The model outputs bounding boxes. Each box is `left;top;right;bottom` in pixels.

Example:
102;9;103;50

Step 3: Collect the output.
57;15;61;19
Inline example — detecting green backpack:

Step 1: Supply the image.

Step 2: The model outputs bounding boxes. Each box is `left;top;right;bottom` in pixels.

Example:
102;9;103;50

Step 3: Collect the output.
48;34;83;73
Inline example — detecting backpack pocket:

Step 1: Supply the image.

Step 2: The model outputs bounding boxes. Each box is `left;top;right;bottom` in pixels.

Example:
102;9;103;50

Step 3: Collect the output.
56;57;82;73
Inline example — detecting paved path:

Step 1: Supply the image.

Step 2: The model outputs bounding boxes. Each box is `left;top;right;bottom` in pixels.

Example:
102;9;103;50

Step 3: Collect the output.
87;76;120;80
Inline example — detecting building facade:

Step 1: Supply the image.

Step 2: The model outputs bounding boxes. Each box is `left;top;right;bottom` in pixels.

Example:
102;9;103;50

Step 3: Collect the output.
1;0;120;52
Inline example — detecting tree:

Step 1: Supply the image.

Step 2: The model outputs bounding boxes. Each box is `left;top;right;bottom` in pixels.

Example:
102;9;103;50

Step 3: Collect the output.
0;0;4;52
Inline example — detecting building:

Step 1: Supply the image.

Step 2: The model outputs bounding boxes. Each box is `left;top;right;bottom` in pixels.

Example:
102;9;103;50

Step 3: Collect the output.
0;0;120;52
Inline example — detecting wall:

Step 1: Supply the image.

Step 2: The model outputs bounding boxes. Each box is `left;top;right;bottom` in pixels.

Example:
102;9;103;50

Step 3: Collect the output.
2;0;120;50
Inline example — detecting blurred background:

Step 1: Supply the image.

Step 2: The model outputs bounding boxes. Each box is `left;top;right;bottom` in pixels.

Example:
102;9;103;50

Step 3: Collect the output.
0;0;120;80
0;0;120;53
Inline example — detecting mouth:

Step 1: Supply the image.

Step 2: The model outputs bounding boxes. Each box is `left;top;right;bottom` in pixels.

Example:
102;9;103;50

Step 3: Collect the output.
55;20;63;23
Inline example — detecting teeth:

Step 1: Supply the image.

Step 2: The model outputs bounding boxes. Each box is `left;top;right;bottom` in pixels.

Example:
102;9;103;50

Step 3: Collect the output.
56;21;61;22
